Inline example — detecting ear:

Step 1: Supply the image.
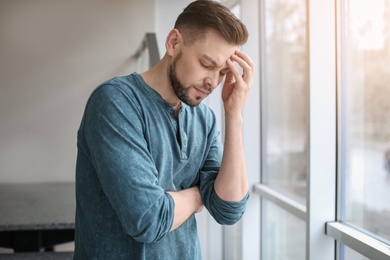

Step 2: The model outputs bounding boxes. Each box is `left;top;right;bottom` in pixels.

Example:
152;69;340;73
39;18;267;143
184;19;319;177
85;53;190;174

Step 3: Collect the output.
165;29;181;56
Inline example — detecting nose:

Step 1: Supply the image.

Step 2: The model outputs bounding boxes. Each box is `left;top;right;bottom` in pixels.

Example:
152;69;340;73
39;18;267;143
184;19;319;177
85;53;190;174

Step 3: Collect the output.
204;72;220;90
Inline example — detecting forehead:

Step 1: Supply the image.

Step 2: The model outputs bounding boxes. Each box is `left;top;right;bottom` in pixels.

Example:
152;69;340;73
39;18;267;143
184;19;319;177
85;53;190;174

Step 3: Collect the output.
183;30;238;67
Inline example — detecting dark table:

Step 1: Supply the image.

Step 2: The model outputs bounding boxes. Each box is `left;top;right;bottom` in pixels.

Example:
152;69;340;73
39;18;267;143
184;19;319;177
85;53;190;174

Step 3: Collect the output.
0;183;75;252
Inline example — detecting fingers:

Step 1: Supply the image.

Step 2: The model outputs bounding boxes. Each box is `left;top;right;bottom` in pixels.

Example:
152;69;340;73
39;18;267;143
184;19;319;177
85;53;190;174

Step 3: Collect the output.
222;50;254;115
226;50;254;85
224;63;235;83
226;58;242;84
233;50;255;70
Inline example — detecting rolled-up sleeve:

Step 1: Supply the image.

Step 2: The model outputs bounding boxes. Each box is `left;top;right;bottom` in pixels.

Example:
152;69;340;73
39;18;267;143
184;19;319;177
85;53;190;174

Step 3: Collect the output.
78;83;174;243
199;130;249;225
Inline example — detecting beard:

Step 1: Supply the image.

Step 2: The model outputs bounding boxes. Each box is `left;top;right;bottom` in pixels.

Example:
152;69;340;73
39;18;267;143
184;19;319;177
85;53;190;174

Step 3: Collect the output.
168;51;212;107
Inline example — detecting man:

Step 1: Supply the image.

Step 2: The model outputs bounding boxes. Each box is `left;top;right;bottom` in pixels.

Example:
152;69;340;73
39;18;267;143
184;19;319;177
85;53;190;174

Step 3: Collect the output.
74;0;254;259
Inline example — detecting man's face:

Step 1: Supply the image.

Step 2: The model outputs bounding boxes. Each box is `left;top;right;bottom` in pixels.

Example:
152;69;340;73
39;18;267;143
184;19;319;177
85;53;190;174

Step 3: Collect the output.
168;30;238;107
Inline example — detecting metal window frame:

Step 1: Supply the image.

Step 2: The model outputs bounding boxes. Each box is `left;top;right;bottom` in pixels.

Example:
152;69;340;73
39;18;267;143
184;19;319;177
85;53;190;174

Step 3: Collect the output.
326;222;390;260
306;0;337;259
253;184;306;221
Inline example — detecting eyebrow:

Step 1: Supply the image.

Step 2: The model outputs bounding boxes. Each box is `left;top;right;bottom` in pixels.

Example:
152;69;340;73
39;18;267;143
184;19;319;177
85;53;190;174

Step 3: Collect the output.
201;54;228;69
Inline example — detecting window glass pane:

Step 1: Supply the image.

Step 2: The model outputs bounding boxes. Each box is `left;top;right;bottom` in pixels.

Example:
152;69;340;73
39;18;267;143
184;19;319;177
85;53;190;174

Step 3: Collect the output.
342;244;370;260
341;0;390;244
263;0;308;203
262;200;306;260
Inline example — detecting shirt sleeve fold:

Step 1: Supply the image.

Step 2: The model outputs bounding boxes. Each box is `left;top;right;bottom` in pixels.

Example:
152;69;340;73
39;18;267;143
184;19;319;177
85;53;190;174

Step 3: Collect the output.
199;127;249;225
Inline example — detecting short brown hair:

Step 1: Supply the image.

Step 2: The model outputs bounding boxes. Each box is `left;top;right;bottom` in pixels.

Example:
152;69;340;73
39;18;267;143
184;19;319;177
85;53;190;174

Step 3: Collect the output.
174;0;248;46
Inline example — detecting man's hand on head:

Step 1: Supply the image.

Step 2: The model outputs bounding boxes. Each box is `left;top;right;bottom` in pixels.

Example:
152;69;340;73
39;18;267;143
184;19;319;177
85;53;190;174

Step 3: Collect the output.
222;50;254;118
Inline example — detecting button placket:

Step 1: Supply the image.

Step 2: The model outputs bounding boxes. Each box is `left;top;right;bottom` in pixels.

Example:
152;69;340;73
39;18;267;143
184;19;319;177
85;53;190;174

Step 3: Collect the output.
178;110;188;160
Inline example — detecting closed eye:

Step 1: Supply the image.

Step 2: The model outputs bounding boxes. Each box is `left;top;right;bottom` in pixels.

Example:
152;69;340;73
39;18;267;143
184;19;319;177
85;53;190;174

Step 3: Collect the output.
201;60;229;75
201;63;213;70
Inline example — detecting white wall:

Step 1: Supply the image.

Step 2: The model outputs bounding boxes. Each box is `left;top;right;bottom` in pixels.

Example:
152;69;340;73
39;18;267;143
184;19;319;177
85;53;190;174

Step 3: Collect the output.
0;0;155;183
154;0;191;58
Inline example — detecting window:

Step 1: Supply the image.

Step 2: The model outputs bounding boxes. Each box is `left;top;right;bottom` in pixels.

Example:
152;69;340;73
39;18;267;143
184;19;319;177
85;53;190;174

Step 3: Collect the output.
335;0;390;258
262;201;305;259
257;0;309;258
341;0;390;241
234;0;390;259
262;0;308;204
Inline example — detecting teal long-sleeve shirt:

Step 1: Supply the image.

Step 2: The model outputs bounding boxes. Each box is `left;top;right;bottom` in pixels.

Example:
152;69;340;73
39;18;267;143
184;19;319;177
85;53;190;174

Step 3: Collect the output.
74;73;248;259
